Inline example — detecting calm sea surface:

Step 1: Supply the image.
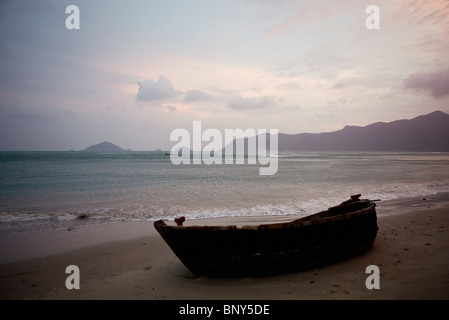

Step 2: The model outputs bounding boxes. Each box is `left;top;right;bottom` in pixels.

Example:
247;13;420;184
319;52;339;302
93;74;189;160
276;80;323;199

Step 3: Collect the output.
1;151;449;234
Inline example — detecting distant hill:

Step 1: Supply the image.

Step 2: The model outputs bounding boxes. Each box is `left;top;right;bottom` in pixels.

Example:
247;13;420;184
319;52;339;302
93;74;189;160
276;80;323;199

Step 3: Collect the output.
81;141;131;152
225;110;449;152
278;110;449;152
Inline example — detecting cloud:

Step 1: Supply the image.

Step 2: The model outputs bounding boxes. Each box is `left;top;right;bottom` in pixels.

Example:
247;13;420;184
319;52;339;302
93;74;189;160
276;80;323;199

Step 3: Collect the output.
276;81;302;90
403;68;449;99
227;96;276;110
167;105;176;112
333;82;346;89
136;76;182;102
184;90;211;102
3;104;61;121
248;0;346;37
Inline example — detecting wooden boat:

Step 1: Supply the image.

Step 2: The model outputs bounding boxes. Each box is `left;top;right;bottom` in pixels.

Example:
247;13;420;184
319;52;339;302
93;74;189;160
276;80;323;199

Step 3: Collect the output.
154;194;378;277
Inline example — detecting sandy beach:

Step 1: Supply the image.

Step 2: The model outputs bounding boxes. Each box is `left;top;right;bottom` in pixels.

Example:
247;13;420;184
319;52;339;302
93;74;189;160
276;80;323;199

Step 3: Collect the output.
1;194;448;301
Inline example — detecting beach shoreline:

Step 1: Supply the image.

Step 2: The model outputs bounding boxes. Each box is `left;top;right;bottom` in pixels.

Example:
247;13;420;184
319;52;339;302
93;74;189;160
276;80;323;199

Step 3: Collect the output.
0;193;448;300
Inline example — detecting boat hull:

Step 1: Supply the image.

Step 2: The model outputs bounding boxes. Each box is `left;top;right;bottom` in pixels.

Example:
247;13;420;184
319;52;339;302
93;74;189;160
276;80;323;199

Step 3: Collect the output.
154;199;378;277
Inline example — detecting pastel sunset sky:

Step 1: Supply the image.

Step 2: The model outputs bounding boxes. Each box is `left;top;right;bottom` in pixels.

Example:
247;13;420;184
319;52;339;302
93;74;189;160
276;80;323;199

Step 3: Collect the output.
1;0;448;150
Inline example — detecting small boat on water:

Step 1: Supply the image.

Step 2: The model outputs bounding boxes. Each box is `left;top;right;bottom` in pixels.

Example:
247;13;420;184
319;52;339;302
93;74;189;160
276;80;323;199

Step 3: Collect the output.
154;194;378;277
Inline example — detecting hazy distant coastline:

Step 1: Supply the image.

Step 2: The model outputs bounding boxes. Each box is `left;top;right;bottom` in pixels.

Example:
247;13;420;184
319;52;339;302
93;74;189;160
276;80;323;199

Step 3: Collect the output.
81;141;132;152
78;111;449;153
228;110;449;153
277;110;449;152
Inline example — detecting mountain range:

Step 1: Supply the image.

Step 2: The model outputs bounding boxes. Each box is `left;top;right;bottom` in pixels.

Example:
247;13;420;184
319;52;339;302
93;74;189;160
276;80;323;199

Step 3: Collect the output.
226;110;449;153
277;110;449;152
83;111;449;152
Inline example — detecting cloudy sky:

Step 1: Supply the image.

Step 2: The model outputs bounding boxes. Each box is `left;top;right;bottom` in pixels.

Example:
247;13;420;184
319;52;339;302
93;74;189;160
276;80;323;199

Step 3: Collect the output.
1;0;448;151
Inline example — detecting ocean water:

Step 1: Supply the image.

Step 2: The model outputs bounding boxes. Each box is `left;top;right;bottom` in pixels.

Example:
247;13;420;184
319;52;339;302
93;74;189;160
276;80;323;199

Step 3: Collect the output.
1;151;449;235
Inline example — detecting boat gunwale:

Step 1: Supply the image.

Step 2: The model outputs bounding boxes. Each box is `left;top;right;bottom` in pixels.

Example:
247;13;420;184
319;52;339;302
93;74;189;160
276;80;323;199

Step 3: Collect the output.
154;200;376;232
